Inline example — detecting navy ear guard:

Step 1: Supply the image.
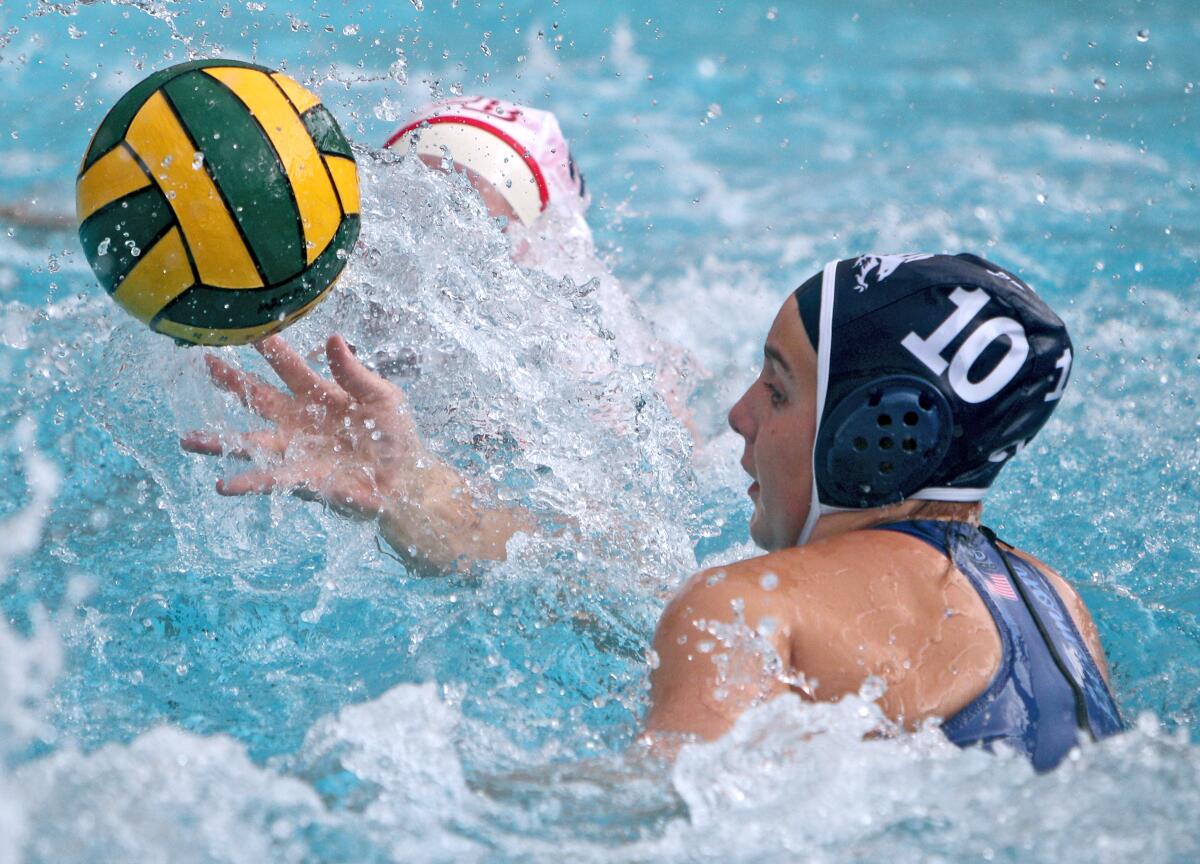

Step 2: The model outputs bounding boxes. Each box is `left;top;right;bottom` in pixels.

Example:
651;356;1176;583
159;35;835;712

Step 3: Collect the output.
815;375;954;509
794;253;1073;544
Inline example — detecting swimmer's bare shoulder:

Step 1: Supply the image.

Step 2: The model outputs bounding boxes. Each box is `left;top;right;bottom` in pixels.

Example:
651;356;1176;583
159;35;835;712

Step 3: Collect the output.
644;530;1001;742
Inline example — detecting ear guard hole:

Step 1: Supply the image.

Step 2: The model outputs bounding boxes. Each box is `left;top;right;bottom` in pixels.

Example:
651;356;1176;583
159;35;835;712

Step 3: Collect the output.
816;375;955;509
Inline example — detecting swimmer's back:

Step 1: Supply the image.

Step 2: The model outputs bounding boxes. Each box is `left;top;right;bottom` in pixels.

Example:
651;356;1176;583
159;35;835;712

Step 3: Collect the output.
653;522;1116;765
783;525;1110;705
755;526;1009;725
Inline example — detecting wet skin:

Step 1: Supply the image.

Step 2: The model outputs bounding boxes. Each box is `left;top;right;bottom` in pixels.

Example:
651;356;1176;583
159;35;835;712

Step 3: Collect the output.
644;295;1111;744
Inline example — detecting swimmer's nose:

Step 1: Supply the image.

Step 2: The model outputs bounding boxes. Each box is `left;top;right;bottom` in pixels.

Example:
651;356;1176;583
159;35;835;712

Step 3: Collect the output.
728;387;755;440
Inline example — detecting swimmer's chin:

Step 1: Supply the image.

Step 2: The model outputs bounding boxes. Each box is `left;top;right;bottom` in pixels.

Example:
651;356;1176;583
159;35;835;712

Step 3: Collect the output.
747;509;769;551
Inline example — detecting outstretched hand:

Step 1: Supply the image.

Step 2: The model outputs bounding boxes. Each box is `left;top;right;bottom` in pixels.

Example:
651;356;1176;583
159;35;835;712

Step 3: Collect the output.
182;334;425;522
182;334;530;574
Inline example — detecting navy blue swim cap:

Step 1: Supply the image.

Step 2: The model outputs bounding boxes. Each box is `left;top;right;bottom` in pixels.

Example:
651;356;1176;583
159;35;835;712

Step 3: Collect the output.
793;253;1073;542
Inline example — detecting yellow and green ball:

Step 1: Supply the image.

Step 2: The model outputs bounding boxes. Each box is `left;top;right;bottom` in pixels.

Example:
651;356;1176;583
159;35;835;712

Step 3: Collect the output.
76;59;360;346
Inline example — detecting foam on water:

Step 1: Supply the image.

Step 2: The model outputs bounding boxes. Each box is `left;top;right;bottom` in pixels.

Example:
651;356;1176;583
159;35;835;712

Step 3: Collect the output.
0;420;62;864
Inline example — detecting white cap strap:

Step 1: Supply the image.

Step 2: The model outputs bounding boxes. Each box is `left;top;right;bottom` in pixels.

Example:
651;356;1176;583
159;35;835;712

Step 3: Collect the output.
796;258;841;545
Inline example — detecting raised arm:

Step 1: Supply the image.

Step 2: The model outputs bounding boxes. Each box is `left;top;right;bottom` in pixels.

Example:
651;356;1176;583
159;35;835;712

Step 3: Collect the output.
181;333;534;576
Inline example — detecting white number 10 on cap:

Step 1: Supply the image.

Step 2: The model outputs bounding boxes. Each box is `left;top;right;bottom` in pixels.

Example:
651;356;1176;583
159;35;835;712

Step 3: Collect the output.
900;287;1031;404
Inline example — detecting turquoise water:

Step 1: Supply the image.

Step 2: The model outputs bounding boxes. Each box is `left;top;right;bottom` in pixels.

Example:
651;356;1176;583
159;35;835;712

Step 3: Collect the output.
1;0;1199;860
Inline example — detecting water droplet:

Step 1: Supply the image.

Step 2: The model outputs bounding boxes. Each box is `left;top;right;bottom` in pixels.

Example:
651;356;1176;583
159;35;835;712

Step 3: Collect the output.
766;7;778;20
1087;41;1097;48
1036;192;1047;204
191;151;205;170
1094;260;1105;271
410;0;424;9
343;23;359;35
1136;28;1150;42
1093;76;1107;90
759;572;778;590
858;675;886;701
1134;262;1144;272
96;237;110;256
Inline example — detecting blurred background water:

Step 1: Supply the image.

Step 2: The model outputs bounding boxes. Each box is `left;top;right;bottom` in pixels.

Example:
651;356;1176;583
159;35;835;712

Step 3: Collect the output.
1;0;1198;861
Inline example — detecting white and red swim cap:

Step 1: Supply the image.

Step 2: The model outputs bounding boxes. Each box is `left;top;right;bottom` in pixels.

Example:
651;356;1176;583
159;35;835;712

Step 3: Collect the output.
384;97;590;227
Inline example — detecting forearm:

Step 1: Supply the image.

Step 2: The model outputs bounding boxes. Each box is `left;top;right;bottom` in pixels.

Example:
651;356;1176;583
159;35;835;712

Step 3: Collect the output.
378;458;535;576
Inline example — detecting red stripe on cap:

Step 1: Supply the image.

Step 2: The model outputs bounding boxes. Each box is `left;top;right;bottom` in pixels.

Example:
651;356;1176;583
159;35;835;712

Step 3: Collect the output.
383;115;550;212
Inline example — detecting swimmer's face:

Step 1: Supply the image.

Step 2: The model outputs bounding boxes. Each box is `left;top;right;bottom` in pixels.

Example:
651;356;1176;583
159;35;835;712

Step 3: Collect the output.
417;153;521;228
728;295;819;550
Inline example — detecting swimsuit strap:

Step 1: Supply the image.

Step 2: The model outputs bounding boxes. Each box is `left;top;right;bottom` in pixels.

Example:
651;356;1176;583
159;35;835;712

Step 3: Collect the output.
872;520;1123;769
976;524;1124;740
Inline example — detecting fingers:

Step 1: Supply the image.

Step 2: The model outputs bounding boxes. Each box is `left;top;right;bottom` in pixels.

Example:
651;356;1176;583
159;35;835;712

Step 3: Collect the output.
205;354;291;421
215;463;309;496
214;466;375;516
181;430;286;460
216;467;286;497
180;431;224;456
256;335;340;403
327;334;400;405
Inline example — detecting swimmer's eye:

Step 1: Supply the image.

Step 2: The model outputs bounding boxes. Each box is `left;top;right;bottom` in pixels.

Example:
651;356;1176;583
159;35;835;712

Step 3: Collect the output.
764;382;785;407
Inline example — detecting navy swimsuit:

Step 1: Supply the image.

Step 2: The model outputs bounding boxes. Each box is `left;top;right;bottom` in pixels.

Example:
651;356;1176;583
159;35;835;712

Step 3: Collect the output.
873;520;1123;771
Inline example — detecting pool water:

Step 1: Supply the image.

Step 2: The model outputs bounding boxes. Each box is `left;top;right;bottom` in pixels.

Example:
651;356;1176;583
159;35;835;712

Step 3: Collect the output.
1;0;1199;861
